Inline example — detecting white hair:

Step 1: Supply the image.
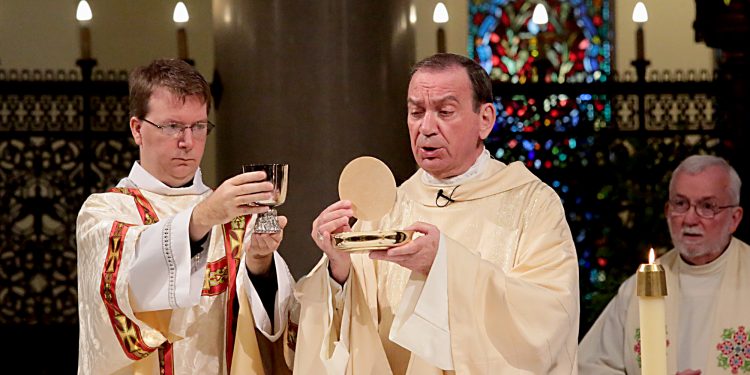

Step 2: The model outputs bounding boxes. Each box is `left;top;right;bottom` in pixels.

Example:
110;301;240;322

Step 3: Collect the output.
669;155;741;204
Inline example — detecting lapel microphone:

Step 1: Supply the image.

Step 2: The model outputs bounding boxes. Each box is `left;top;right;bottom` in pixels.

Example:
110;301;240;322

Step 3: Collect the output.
435;186;459;207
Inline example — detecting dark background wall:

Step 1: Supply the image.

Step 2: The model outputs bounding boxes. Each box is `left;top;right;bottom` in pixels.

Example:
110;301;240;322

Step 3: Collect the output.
212;0;416;277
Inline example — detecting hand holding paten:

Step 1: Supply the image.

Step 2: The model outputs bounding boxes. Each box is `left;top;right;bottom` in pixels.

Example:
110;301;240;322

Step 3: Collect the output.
331;156;413;252
312;200;354;284
368;221;439;276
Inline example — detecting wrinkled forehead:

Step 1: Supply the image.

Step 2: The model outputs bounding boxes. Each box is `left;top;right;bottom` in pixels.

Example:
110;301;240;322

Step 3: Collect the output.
671;167;731;199
407;67;472;99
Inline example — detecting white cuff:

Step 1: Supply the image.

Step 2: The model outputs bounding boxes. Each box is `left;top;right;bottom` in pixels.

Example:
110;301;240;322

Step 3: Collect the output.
241;251;294;341
389;232;454;370
129;207;208;312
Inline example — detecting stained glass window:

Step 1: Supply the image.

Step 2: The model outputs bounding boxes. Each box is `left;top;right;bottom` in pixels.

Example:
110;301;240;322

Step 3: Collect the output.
470;0;612;84
470;0;721;332
469;0;614;177
470;0;616;328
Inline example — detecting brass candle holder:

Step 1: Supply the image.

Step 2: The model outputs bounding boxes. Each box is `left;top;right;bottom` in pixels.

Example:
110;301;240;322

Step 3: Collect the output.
637;263;667;297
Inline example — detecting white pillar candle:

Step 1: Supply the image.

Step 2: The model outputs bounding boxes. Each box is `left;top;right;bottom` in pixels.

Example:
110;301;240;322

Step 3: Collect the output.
637;248;668;375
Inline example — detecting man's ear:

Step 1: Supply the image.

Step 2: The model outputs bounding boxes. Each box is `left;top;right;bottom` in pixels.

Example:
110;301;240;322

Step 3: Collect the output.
478;102;496;140
130;117;143;146
729;206;744;234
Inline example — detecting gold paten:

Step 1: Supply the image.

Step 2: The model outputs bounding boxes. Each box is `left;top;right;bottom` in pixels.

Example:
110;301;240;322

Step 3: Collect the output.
636;263;668;297
332;230;415;252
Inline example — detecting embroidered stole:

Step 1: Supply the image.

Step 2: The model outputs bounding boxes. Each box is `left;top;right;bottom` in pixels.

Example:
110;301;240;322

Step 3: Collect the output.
107;187;256;374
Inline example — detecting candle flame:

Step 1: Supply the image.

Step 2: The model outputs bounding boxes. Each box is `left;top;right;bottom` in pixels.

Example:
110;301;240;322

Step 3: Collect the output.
648;248;655;264
173;2;190;24
76;0;92;22
532;4;549;25
433;2;449;24
409;4;418;25
632;2;648;23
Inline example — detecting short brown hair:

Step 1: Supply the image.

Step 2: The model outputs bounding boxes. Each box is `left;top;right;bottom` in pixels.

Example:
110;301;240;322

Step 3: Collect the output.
409;53;493;112
128;59;211;119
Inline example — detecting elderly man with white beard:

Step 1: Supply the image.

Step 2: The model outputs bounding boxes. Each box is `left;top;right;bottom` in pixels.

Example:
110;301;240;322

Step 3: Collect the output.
579;155;749;375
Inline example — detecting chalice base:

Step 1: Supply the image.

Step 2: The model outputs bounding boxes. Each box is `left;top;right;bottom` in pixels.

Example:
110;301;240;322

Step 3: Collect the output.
254;209;281;233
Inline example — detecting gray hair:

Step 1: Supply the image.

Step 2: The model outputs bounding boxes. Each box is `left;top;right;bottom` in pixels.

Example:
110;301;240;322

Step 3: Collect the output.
669;155;741;204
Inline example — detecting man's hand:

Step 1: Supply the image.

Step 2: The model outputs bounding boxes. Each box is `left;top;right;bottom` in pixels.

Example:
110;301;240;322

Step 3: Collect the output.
311;200;354;284
369;222;439;276
189;171;274;241
246;216;287;275
676;370;701;375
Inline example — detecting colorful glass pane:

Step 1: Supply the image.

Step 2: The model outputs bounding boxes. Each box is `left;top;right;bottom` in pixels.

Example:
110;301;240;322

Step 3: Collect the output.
469;0;612;83
471;1;721;332
471;2;615;322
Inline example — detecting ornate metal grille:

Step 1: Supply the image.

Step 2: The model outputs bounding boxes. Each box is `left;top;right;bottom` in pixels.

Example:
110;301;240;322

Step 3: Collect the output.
0;69;135;325
0;66;725;353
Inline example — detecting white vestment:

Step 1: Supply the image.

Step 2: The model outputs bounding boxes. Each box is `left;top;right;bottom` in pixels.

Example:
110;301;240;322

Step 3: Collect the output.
294;154;580;374
579;237;750;375
77;163;295;374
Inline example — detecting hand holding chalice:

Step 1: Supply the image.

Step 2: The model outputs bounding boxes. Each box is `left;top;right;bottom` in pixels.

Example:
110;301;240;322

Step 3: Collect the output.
242;163;288;233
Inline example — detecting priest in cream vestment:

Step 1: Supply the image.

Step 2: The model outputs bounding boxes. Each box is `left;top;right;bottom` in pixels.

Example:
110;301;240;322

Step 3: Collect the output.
294;53;580;374
579;155;747;375
77;59;295;374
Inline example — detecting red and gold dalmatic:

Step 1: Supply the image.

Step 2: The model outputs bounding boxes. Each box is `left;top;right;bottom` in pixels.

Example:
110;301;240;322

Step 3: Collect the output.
77;187;278;374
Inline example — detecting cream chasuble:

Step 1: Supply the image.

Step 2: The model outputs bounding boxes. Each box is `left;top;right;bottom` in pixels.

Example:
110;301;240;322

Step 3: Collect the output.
294;159;580;374
77;165;294;374
579;237;750;375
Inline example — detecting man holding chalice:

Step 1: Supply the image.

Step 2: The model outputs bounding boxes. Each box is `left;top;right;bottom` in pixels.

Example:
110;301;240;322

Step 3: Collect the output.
293;53;580;374
76;59;295;374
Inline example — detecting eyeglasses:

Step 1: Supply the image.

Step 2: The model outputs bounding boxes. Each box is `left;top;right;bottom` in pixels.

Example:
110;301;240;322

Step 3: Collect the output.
140;118;215;138
668;197;739;219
